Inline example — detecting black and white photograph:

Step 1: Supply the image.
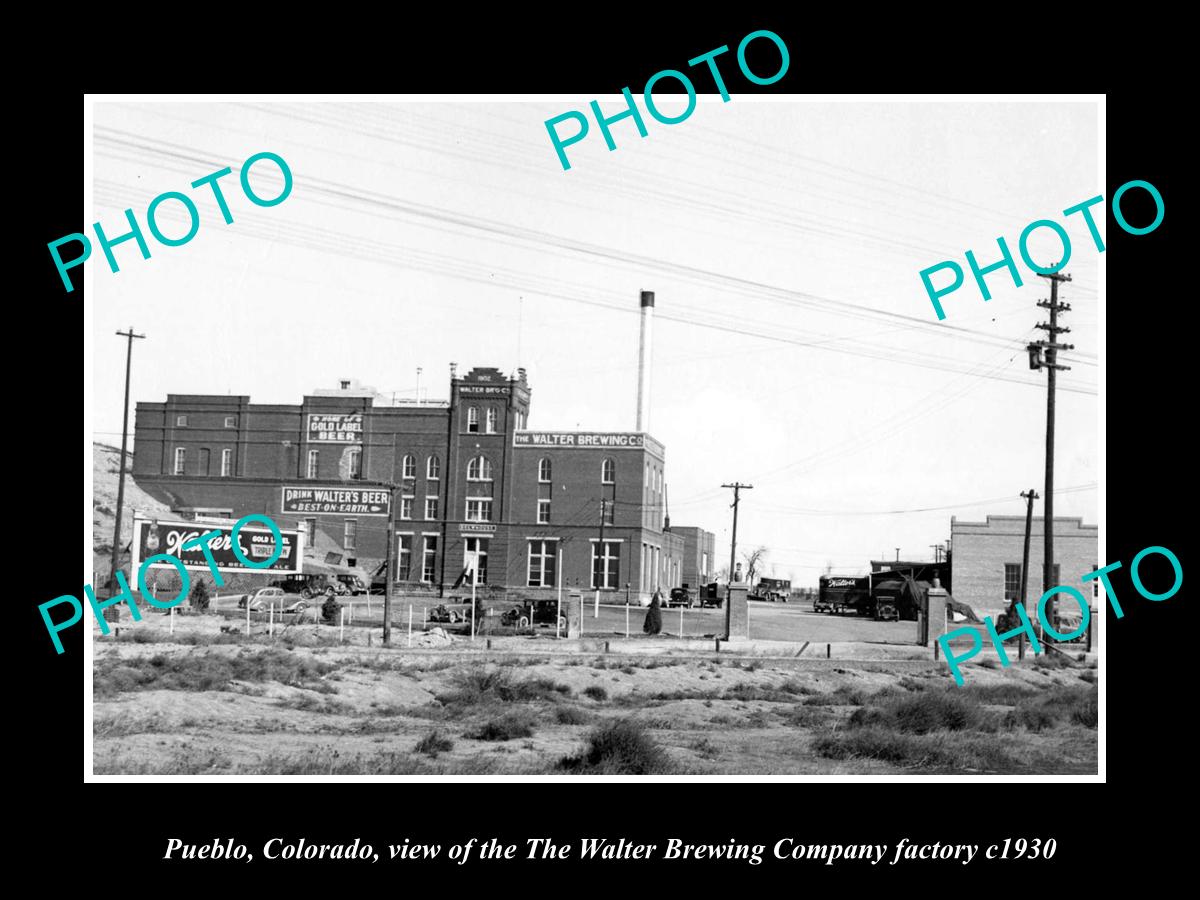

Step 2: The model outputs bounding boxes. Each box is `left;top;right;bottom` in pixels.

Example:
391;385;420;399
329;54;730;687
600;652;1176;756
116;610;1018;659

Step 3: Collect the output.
79;93;1106;779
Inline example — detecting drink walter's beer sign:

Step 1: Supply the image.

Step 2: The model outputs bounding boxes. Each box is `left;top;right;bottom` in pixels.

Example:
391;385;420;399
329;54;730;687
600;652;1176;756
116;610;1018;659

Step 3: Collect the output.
307;412;363;444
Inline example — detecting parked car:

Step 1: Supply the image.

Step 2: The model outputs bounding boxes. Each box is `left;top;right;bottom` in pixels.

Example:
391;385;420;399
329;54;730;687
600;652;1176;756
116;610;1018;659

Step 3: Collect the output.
336;575;369;596
428;604;471;624
500;600;567;630
698;583;723;609
667;587;695;608
238;587;307;614
874;595;899;621
269;576;336;599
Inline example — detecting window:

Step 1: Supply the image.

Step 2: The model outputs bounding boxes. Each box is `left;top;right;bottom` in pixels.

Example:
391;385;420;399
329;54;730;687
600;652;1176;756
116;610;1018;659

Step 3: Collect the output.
176;415;188;427
173;447;186;474
602;458;615;484
343;520;357;552
528;541;557;588
400;496;413;520
303;518;316;547
467;455;492;481
465;538;489;584
422;536;438;583
425;497;439;520
220;448;233;477
348;447;362;479
591;541;620;590
223;416;237;428
402;454;416;479
537;499;551;524
467;406;479;433
397;535;412;580
306;449;319;479
426;455;440;480
517;411;526;430
466;499;493;522
538;458;552;483
485;407;498;433
1003;564;1022;600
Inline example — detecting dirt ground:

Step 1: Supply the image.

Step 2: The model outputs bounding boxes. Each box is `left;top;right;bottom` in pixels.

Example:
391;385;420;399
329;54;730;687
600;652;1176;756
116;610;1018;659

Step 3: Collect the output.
91;613;1099;776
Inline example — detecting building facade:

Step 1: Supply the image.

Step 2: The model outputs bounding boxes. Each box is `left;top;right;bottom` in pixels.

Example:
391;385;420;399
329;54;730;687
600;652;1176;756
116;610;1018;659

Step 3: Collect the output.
949;515;1098;618
132;366;700;602
673;526;716;589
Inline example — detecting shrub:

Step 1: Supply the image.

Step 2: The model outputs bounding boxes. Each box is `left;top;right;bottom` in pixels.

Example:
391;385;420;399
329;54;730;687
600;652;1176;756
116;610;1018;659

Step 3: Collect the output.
321;595;341;624
188;579;211;612
1070;695;1098;728
892;692;978;734
559;719;673;774
467;713;535;741
1003;704;1057;733
583;685;608;702
415;730;454;757
643;601;662;635
437;668;563;706
554;706;591;725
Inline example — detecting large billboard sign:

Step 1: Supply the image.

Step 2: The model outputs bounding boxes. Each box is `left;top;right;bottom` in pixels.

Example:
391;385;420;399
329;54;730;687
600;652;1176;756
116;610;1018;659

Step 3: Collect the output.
513;432;644;449
131;518;304;575
281;486;390;516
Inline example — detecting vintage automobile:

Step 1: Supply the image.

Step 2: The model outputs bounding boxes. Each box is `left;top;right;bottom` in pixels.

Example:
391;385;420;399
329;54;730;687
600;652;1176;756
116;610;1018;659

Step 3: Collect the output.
336;575;369;596
428;604;472;624
501;600;568;631
874;594;900;621
667;586;695;608
698;583;724;609
238;587;307;614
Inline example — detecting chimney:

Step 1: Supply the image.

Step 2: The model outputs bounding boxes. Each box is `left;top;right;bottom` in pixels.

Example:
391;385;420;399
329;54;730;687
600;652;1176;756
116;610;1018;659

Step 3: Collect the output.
637;290;654;432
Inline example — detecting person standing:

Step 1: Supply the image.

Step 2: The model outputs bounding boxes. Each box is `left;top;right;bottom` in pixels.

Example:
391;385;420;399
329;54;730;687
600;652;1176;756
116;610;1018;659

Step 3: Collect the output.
644;586;663;635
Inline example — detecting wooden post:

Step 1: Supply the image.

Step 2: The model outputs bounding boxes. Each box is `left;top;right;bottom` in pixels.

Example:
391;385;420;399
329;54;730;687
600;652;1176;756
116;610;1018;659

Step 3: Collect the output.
679;605;684;638
625;604;630;639
245;600;250;636
408;604;413;648
934;638;940;660
339;607;345;643
826;643;831;659
1086;606;1094;653
269;602;274;637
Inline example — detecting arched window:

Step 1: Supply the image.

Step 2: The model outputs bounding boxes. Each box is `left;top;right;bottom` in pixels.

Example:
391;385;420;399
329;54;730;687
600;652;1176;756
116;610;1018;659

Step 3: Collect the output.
538;458;552;483
467;406;480;433
426;455;441;480
602;458;616;485
402;454;416;479
467;455;493;481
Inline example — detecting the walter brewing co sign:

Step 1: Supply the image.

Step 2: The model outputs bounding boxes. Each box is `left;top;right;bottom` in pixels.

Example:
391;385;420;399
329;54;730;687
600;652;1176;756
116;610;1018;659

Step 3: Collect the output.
513;432;644;449
131;518;303;574
307;412;363;443
281;486;391;516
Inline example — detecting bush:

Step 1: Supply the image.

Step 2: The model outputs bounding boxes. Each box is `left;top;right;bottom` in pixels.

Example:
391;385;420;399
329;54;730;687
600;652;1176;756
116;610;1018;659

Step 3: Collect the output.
321;594;341;624
554;706;591;725
559;719;673;774
583;685;608;702
436;668;563;706
643;600;663;635
188;579;211;612
415;730;454;757
467;713;535;742
1070;694;1098;728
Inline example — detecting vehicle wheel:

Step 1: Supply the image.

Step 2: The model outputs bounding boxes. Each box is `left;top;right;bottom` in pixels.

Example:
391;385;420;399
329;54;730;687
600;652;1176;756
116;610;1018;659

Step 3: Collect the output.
448;611;460;623
301;587;313;600
296;603;307;612
518;616;530;629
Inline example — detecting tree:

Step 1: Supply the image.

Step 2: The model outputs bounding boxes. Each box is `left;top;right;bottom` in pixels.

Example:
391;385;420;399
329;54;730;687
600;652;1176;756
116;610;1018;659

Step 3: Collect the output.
642;592;663;635
188;578;211;612
742;546;769;584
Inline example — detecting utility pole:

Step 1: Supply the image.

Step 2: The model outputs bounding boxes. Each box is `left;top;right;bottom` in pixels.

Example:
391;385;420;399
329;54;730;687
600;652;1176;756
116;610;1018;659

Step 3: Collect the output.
721;483;753;586
594;498;607;617
109;327;146;594
382;483;398;645
929;544;940;564
895;547;900;563
1028;271;1073;644
1020;489;1039;630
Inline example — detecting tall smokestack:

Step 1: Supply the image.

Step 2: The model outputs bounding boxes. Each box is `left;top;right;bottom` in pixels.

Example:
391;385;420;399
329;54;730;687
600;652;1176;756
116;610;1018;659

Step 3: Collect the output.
637;290;654;432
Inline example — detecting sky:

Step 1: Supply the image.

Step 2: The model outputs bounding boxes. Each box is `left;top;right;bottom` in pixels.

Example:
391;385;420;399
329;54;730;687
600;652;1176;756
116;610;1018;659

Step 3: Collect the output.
89;98;1101;586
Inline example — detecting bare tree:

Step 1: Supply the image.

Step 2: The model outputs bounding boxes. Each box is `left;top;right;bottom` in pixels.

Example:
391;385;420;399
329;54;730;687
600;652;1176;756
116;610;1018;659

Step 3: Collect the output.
742;546;769;584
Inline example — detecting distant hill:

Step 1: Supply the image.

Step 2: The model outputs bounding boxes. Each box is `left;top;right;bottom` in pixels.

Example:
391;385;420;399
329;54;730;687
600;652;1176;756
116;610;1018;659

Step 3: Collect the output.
92;443;172;583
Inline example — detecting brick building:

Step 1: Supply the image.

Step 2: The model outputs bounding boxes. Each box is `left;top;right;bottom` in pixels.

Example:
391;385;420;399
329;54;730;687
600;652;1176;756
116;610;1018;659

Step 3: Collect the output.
132;365;704;602
673;526;716;589
949;515;1098;618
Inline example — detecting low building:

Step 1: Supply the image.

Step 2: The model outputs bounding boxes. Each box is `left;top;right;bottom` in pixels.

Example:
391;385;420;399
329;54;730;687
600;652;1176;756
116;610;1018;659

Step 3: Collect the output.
949;515;1098;618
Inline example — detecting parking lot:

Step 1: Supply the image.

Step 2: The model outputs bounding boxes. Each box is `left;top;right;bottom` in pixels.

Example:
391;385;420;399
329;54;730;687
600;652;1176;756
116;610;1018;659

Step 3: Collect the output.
210;592;920;645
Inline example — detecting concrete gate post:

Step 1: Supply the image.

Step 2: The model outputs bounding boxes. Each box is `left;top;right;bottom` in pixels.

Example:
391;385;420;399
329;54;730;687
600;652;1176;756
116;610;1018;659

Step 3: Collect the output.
567;592;583;639
724;582;749;642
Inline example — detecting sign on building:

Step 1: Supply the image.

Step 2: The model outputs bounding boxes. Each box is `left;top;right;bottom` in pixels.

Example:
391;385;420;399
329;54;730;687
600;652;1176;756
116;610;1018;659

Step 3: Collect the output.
131;518;303;575
281;486;391;516
307;412;363;443
513;432;644;449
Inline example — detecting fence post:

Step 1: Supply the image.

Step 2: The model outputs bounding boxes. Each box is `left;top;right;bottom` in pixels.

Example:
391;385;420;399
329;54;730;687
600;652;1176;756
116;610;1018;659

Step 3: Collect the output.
408;604;413;648
169;604;175;636
1087;606;1094;653
679;605;684;638
246;600;250;636
340;607;345;643
269;602;274;637
625;605;630;639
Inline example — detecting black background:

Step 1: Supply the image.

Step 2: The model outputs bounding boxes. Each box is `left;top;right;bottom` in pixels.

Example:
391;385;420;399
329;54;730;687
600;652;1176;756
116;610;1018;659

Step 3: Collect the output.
20;13;1182;888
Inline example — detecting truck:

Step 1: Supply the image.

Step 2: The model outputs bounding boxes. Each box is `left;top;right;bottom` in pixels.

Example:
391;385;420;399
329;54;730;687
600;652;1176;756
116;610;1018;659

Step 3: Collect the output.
816;575;871;614
752;577;792;602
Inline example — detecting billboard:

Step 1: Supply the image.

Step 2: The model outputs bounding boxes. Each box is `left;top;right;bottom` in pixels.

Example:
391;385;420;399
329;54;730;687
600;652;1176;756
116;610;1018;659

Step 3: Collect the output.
281;486;390;516
513;432;644;449
306;412;363;443
131;518;303;575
